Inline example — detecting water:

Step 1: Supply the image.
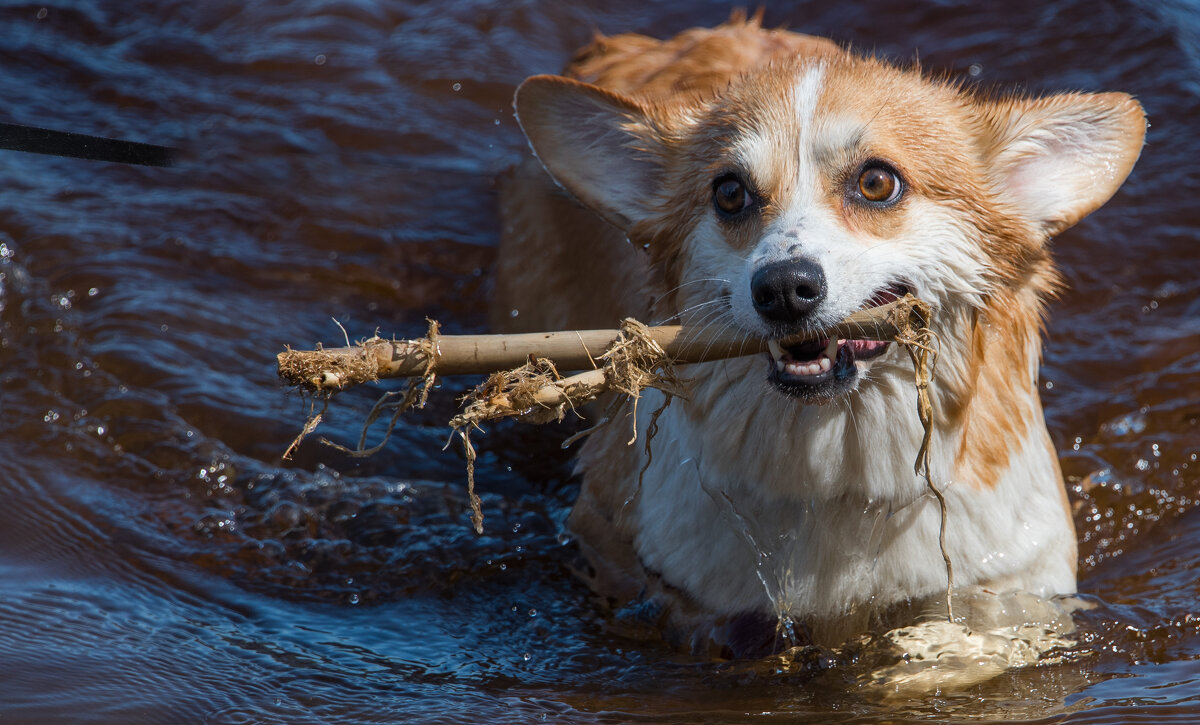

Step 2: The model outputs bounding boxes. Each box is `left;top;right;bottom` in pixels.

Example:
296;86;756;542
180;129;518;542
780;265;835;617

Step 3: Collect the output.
0;0;1196;721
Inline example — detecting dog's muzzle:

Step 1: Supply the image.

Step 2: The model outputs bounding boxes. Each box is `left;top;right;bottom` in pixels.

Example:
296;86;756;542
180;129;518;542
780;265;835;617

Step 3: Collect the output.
754;266;908;402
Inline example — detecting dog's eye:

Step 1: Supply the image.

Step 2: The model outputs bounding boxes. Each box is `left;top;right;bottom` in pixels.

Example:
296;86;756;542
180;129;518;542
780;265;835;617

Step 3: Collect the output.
713;175;750;216
857;165;901;203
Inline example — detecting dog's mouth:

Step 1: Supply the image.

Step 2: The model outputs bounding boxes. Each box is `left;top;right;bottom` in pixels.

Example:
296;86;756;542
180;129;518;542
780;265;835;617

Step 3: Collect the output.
765;284;910;401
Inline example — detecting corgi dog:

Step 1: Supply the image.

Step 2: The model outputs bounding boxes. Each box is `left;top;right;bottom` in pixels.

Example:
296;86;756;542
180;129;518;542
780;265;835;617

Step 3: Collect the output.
493;13;1145;658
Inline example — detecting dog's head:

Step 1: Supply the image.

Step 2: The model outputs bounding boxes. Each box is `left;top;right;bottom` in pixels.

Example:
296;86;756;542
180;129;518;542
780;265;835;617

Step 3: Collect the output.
515;52;1144;402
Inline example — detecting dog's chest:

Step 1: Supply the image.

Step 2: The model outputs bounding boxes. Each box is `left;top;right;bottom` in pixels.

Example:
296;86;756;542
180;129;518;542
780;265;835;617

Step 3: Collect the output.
575;356;1075;627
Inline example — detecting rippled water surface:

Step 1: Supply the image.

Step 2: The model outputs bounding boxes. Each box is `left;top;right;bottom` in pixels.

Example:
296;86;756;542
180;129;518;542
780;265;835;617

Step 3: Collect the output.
0;1;1196;722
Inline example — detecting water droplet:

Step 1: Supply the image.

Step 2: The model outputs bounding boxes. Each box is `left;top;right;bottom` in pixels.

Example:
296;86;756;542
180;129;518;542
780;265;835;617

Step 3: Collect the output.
314;54;327;65
522;652;532;661
1135;458;1150;471
88;287;98;296
348;593;360;605
452;82;462;92
510;308;519;317
1105;411;1146;436
160;324;168;332
968;63;983;76
36;8;47;20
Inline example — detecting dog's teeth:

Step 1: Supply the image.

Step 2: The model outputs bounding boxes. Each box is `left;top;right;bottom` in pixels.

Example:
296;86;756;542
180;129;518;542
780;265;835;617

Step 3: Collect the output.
768;339;784;360
819;356;831;372
776;359;785;372
785;360;824;377
825;338;839;359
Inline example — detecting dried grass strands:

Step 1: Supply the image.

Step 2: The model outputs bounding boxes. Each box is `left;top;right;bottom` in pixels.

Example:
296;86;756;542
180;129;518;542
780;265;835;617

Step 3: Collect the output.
277;296;926;394
448;316;694;532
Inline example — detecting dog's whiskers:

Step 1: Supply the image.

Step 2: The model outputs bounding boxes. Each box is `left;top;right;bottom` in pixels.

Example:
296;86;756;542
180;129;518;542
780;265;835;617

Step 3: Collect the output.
656;296;730;326
651;277;734;313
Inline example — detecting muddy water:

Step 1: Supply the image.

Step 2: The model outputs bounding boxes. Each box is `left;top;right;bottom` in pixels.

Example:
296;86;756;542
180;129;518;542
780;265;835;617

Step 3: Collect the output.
0;0;1196;722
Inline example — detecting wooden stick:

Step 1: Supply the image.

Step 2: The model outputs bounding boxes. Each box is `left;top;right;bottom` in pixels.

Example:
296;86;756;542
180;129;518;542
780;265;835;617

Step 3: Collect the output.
489;368;608;409
278;296;925;393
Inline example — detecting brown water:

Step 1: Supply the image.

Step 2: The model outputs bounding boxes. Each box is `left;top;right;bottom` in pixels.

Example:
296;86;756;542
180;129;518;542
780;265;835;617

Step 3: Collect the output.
0;1;1196;722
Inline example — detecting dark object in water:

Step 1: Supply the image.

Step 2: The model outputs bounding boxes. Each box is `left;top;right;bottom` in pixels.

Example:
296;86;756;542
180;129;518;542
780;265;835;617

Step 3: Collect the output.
0;121;174;167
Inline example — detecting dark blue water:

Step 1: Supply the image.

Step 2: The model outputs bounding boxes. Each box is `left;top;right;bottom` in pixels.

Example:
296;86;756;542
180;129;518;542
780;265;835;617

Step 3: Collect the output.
0;1;1196;722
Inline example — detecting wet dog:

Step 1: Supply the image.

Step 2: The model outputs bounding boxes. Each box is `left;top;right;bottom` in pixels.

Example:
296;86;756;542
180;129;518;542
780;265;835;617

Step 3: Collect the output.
493;14;1145;657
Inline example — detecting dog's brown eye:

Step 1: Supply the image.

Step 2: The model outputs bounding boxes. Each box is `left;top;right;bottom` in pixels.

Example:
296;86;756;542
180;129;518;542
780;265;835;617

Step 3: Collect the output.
713;176;749;215
858;165;900;203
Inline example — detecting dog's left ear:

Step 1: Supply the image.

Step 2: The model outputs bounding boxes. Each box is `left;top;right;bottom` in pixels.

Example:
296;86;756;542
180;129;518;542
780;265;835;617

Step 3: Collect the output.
514;75;668;233
982;92;1146;238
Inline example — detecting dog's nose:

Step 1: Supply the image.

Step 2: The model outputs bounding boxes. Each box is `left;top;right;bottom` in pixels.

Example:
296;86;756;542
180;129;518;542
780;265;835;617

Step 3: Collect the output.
750;259;826;323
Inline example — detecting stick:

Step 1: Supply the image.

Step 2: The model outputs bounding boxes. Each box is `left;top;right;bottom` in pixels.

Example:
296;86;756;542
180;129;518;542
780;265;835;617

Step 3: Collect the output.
277;295;938;541
278;296;926;393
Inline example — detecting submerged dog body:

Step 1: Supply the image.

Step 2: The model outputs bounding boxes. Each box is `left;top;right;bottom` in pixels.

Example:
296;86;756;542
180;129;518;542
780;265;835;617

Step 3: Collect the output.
495;16;1145;654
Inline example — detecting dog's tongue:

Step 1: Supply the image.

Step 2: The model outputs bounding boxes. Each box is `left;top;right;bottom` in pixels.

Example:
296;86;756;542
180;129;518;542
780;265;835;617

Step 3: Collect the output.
850;339;888;356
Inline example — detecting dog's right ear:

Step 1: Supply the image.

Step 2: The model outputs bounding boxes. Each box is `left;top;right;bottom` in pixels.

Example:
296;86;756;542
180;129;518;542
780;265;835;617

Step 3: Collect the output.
514;75;667;232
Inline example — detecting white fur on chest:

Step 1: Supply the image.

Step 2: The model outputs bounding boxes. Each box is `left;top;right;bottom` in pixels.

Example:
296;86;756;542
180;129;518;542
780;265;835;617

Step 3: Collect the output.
602;353;1076;625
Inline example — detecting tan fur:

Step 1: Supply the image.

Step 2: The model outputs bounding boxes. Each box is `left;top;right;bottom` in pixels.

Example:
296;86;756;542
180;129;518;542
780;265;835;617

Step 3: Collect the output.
949;296;1041;490
566;10;838;104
